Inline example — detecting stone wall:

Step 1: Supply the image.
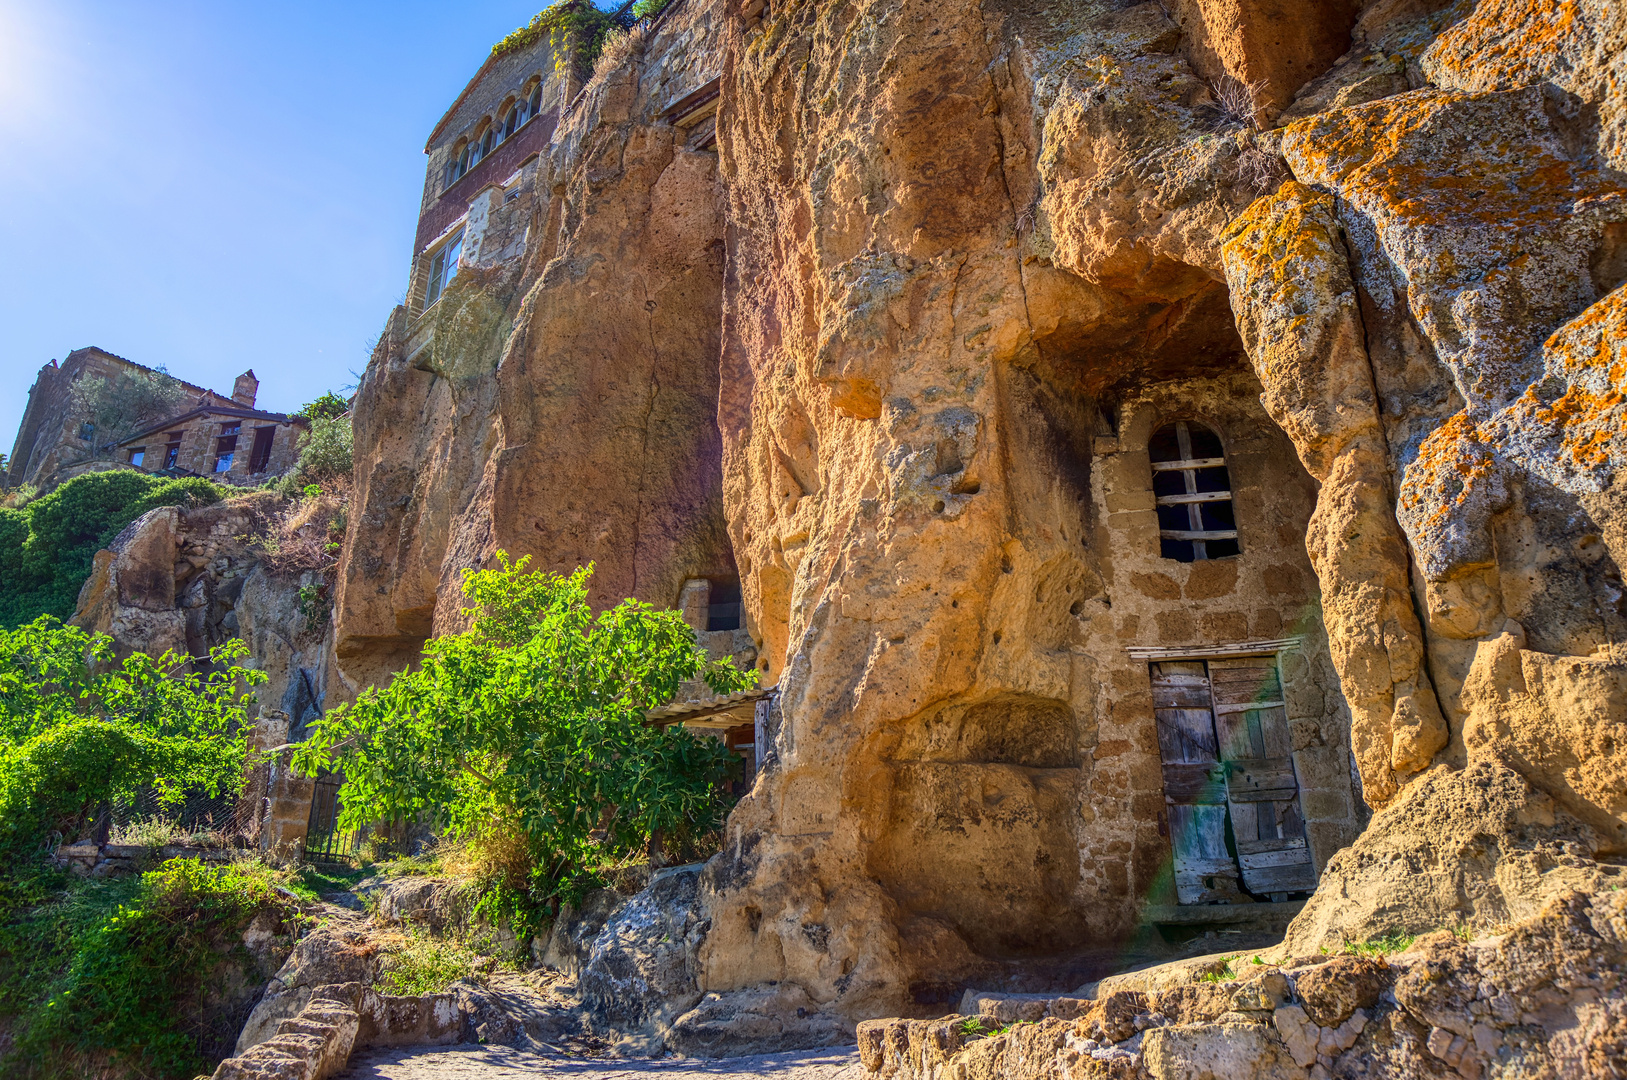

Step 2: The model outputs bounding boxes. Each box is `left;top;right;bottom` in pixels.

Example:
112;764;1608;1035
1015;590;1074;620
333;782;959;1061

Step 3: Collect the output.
118;409;307;484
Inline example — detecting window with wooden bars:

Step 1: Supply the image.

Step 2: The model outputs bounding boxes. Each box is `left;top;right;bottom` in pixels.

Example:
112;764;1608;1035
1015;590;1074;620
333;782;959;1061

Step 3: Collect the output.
1149;419;1239;562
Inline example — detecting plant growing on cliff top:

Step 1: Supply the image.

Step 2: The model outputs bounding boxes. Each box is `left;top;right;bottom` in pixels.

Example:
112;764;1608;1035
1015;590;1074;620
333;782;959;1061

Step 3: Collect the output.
293;555;755;932
0;617;265;855
290;390;351;423
493;0;637;80
0;470;225;628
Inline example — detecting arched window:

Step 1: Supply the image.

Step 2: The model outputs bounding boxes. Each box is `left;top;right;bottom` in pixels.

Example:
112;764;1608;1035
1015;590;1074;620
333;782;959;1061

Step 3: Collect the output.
528;81;543;120
446;140;471;185
480;123;497;157
502;100;522;140
1150;419;1239;561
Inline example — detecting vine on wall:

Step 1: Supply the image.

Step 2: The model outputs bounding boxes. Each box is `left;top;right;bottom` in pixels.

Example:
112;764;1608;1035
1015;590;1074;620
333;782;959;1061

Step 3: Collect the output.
492;1;639;80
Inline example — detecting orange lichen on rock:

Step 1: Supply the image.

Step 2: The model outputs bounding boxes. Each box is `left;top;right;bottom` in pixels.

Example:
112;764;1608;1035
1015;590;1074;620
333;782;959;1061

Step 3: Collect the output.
1283;85;1627;408
1221;180;1448;806
1396;411;1510;580
1490;286;1627;491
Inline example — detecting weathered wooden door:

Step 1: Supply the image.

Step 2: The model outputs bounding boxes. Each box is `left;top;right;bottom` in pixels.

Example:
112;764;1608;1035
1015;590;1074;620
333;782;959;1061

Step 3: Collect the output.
1153;656;1317;903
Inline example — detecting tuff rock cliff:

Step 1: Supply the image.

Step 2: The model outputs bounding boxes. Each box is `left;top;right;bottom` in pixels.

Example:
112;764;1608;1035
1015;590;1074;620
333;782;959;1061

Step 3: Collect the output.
326;0;1627;1062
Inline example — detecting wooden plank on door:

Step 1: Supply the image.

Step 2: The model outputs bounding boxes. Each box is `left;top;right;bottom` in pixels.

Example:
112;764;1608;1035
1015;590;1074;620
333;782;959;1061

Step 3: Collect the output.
1152;663;1218;764
1238;847;1314;870
1162;762;1226;803
1156;708;1220;763
1236;836;1308;857
1210;656;1320;897
1226;758;1299;802
1153;683;1214;709
1244;861;1318;892
1168;803;1240;904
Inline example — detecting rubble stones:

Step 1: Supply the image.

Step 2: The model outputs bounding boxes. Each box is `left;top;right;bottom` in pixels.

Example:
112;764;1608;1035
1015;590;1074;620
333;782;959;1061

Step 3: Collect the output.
1292;956;1386;1028
857;888;1627;1080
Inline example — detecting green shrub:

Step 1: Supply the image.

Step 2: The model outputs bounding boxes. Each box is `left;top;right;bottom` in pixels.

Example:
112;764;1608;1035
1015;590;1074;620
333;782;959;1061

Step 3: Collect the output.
0;618;265;855
276;413;352;494
0;470;225;628
289;391;351;424
294;555;754;940
493;0;635;78
1340;930;1417;957
0;858;302;1080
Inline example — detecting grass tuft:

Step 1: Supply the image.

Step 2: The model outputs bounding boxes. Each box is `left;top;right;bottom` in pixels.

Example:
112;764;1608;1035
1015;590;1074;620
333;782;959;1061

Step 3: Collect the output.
374;928;483;996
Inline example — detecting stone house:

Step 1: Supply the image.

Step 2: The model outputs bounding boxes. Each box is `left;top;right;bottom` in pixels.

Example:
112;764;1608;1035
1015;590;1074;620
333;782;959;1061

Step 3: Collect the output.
6;347;307;490
400;29;566;363
110;390;307;484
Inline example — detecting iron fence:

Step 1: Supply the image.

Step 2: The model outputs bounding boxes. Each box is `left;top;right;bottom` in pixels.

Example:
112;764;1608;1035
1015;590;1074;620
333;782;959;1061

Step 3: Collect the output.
93;785;251;847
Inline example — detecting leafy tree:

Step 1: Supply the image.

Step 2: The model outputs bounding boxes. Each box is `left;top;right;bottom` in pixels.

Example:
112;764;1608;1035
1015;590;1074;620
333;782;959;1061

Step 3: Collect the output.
0;618;265;855
290;391;350;423
294;555;755;920
0;471;224;629
0;619;277;1079
70;366;187;458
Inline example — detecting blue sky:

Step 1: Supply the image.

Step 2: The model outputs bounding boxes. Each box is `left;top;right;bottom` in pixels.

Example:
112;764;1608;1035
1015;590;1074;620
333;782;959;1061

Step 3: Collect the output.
0;1;576;446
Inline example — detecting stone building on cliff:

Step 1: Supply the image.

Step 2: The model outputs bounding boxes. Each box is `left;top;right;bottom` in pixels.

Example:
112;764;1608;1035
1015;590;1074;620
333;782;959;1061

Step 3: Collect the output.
313;0;1627;1056
7;346;307;490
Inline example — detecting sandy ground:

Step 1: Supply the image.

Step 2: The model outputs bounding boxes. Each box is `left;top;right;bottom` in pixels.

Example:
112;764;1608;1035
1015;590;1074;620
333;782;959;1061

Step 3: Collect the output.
338;1045;862;1079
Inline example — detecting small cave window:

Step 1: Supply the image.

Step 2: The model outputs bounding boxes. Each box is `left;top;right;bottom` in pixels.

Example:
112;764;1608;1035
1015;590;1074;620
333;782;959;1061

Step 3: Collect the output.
707;577;743;631
1150;419;1239;562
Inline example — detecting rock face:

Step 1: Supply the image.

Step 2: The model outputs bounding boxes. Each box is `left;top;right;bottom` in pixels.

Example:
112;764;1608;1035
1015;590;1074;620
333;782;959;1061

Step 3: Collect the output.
324;0;1627;1053
73;493;337;737
332;1;740;696
703;0;1359;1027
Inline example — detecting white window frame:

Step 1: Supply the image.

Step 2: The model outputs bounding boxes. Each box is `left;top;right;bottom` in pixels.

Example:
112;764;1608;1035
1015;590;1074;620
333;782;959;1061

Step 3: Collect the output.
424;227;466;309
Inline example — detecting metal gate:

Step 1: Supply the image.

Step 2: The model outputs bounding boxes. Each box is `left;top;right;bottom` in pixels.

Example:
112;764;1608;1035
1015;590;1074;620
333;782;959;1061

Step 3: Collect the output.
302;774;359;863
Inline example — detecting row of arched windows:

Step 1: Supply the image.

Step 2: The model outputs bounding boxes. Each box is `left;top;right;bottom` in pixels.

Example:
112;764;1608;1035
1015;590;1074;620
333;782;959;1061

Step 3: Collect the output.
446;80;546;186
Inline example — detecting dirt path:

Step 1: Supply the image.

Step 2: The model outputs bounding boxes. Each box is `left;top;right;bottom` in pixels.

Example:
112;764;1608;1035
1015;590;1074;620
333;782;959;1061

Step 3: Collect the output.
338;1045;862;1080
